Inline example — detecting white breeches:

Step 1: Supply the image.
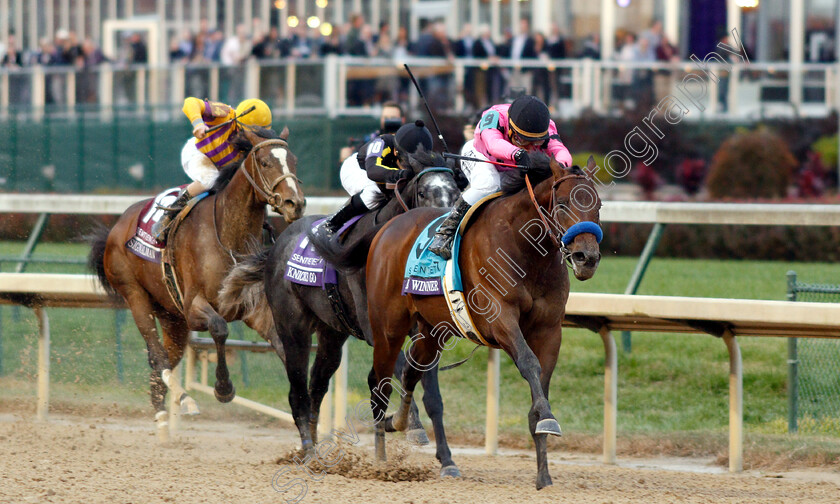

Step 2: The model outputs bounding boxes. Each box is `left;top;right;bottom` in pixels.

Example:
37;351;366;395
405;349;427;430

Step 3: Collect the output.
459;140;501;205
339;154;385;210
181;138;220;188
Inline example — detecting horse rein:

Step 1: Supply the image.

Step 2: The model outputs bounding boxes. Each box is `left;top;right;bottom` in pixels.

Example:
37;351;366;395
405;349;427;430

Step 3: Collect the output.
524;171;590;258
241;138;302;213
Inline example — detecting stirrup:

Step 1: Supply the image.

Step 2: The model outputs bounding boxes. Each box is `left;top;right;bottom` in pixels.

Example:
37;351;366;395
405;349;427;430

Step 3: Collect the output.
152;214;175;241
314;219;337;239
428;232;455;260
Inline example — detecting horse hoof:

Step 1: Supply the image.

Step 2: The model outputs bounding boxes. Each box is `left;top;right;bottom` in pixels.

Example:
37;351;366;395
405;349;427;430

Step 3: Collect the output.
405;428;430;446
536;477;553;490
214;383;236;403
300;440;316;458
180;397;200;415
535;418;562;436
439;465;461;478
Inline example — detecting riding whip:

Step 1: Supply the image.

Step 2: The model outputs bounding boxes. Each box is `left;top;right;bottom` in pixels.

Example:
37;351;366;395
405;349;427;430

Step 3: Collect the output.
205;105;256;134
403;64;450;153
443;152;526;170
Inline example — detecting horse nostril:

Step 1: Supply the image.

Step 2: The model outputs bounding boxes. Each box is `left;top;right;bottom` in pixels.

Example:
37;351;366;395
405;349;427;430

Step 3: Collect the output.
572;251;586;263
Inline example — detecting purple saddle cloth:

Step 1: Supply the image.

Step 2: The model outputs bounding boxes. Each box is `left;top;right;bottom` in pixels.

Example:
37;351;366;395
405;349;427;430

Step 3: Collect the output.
284;215;362;288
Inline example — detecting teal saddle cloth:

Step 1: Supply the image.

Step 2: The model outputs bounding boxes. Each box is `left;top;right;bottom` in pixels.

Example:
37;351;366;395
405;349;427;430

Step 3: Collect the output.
403;214;464;296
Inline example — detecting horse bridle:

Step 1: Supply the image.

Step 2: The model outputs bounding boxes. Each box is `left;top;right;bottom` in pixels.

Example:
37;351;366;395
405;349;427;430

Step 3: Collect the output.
524;172;599;259
391;167;455;212
240;138;301;213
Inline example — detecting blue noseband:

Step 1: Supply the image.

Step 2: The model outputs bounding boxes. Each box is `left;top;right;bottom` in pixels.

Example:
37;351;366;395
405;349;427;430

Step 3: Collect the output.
561;221;603;246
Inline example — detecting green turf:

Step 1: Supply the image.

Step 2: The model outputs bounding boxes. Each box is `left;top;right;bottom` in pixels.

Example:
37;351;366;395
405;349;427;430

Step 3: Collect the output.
2;240;839;447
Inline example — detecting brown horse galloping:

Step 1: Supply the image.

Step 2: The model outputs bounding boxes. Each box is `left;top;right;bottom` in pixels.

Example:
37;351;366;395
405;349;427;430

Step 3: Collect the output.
364;155;601;489
88;126;304;433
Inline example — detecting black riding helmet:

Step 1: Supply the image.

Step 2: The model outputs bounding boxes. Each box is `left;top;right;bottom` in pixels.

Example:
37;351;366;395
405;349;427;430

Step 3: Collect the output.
395;120;434;154
508;95;551;141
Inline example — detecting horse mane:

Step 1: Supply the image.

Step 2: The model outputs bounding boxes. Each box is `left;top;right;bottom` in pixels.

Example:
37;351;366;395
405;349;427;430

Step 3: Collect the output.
498;151;554;195
208;126;282;194
309;148;453;271
400;147;451;176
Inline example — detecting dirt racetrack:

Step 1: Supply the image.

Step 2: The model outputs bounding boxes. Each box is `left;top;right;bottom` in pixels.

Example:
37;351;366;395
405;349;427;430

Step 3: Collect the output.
2;410;839;504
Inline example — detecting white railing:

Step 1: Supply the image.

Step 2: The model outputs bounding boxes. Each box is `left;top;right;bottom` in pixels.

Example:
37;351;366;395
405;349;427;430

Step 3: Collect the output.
1;57;838;120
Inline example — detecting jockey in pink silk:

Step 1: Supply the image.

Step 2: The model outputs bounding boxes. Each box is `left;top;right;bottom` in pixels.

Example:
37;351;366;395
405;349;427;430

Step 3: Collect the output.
429;95;572;259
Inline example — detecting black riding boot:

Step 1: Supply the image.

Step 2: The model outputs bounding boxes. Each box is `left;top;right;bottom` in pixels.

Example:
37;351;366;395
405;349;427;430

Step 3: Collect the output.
315;193;368;239
428;197;471;260
152;189;192;241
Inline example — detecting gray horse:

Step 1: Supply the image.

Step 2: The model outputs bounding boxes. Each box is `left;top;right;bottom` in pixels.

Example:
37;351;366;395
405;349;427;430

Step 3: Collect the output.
219;149;463;477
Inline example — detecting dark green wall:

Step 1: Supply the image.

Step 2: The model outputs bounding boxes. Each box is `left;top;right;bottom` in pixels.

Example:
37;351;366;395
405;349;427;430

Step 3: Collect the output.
0;109;377;194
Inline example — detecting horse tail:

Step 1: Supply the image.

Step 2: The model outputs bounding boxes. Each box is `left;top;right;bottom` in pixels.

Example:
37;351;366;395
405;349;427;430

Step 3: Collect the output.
85;223;119;298
307;221;385;272
218;248;274;338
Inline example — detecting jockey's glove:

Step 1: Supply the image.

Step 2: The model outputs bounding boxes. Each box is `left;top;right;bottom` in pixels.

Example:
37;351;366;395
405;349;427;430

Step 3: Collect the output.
514;149;531;171
387;169;412;184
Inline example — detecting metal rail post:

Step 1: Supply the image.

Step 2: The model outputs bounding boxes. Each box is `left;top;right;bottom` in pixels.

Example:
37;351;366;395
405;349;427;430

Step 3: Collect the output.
621;222;665;352
333;341;349;430
168;363;181;438
600;328;617;464
319;376;334;437
114;309;125;383
485;347;500;455
723;329;743;473
35;306;50;421
786;271;799;433
15;213;50;273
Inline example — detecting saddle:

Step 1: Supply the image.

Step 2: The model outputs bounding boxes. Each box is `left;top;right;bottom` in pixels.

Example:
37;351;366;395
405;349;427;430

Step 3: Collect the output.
403;192;504;348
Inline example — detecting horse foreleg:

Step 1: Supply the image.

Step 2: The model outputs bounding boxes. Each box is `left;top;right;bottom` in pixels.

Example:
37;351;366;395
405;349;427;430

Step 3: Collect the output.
186;298;235;403
158;314;200;415
276;319;315;455
308;328;349;444
504;330;560;490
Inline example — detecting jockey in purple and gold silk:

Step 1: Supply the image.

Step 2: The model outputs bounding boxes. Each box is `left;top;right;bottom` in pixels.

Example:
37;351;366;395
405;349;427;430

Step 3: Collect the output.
151;97;273;241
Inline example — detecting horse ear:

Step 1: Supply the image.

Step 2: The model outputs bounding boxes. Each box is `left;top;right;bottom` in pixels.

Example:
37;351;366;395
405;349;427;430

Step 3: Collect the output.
280;126;289;140
549;157;565;179
586;155;596;171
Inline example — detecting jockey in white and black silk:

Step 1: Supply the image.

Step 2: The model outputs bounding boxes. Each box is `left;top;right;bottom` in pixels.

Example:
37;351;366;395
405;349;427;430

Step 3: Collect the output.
315;120;435;239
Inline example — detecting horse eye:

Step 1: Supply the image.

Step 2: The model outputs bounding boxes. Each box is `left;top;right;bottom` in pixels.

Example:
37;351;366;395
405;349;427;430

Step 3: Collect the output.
418;191;425;198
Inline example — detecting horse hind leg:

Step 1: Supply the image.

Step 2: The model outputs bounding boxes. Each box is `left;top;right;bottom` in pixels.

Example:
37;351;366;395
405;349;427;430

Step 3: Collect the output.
420;364;460;478
187;297;235;403
397;321;460;478
158;314;200;415
388;351;430;446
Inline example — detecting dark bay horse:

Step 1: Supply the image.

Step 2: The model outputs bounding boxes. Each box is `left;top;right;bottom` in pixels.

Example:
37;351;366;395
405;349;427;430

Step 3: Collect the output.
88;126;305;434
364;155;602;489
218;150;462;476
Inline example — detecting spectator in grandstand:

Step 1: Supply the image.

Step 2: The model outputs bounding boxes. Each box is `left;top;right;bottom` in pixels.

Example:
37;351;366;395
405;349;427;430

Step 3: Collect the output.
454;24;477;107
531;32;552;104
580;33;600;59
204;29;224;62
1;32;22;67
473;24;503;104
